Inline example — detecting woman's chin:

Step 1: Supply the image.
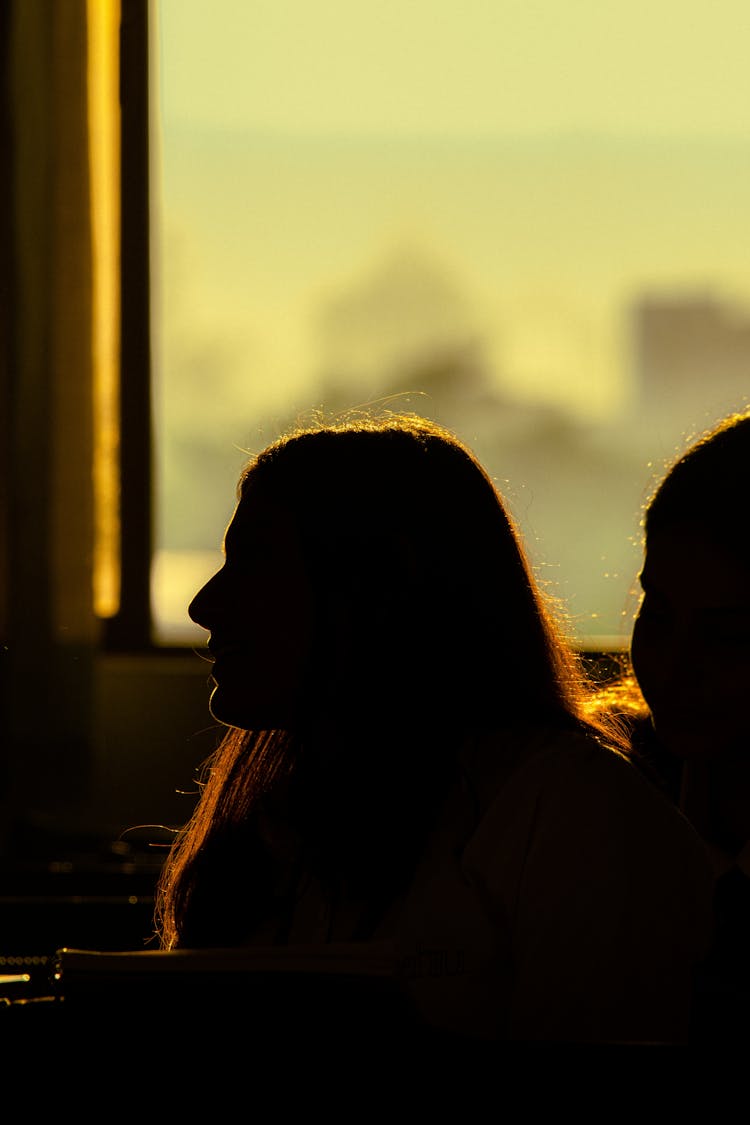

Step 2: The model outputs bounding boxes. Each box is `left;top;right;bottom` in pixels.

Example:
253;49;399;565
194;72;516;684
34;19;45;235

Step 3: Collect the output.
208;685;251;730
652;718;738;761
208;684;295;732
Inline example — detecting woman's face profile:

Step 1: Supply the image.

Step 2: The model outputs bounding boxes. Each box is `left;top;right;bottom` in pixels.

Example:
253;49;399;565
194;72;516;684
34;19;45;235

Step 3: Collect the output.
630;522;750;760
188;492;315;730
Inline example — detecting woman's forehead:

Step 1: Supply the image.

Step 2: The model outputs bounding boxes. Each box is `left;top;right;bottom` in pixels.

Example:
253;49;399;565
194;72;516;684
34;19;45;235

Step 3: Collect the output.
223;494;296;550
643;524;750;607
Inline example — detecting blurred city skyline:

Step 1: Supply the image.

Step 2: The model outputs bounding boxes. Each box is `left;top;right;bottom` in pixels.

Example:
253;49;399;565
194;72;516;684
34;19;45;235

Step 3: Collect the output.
154;126;750;424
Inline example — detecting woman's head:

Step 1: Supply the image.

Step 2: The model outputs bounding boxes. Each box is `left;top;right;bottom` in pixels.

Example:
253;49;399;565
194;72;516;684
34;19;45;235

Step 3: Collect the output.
630;409;750;760
158;411;627;949
189;411;581;733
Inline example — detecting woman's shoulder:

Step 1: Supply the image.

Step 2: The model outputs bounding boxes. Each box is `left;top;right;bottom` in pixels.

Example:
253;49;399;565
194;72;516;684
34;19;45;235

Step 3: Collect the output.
482;719;666;793
465;720;708;863
464;720;638;796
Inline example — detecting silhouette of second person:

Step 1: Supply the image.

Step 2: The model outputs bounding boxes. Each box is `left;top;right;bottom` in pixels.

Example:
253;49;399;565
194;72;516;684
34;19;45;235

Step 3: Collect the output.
155;412;712;1045
626;408;750;1042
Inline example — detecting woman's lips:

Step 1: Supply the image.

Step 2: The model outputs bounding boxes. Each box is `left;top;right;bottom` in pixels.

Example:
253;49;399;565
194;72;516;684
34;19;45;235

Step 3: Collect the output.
208;643;249;682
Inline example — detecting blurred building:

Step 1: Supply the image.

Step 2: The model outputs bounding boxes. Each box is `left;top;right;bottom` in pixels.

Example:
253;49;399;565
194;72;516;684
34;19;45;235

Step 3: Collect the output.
630;293;750;449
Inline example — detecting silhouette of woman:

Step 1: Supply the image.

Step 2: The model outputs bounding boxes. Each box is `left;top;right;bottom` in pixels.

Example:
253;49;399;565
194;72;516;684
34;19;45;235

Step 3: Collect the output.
627;407;750;1042
154;411;712;1045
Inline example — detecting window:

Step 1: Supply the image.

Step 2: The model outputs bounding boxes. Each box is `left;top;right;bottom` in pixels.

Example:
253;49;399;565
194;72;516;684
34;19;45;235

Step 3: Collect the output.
152;1;750;650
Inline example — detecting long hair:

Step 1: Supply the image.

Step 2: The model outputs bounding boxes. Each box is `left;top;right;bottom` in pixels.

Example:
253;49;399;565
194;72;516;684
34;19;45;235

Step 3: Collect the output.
155;411;630;949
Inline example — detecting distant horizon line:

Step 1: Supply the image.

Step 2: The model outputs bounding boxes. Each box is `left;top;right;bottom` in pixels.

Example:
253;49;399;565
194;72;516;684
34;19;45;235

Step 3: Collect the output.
156;121;750;148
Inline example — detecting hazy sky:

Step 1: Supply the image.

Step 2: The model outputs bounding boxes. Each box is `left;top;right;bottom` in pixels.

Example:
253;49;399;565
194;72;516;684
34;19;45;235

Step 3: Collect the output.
157;0;750;139
151;0;750;423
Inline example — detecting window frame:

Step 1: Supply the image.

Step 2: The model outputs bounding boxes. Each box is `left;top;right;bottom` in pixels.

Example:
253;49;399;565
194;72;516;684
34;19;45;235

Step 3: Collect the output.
103;0;155;652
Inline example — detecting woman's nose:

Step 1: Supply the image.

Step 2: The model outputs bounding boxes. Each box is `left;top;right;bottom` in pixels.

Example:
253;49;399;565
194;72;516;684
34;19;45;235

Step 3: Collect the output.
188;567;224;628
